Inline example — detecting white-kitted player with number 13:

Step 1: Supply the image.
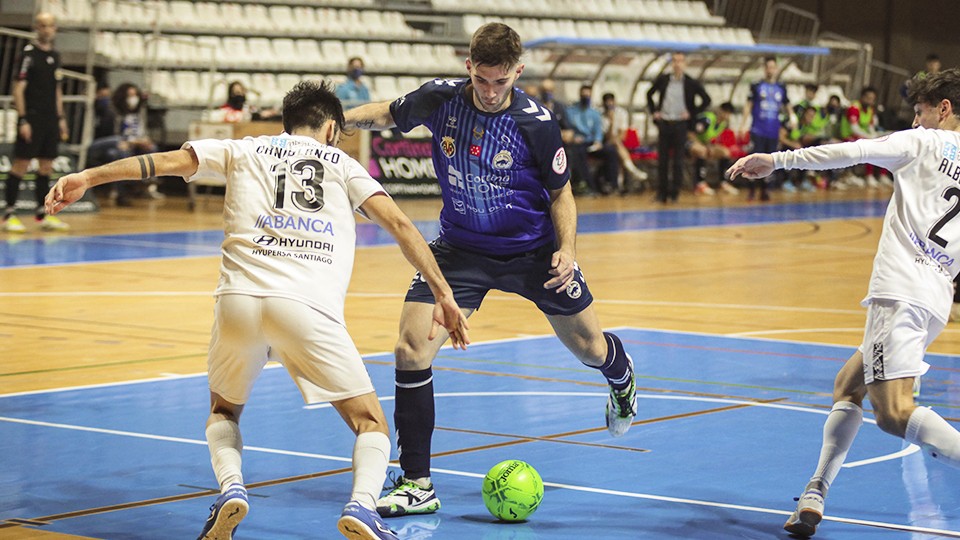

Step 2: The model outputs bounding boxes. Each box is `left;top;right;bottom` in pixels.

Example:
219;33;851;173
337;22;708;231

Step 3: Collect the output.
727;68;960;538
45;80;469;540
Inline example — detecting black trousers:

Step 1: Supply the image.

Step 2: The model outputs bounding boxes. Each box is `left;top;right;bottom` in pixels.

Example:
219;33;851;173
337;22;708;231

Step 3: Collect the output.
656;120;688;201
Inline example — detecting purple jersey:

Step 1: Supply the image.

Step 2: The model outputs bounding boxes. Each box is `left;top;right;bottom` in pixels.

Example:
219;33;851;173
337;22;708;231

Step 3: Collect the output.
749;80;788;139
390;79;570;255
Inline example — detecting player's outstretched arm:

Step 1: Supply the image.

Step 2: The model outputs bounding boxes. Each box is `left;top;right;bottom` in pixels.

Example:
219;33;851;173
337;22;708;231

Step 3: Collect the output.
344;100;397;130
360;193;470;349
725;153;775;180
45;149;200;215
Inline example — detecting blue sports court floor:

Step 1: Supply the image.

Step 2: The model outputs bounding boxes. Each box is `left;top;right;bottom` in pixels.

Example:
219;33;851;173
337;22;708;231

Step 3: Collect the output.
3;200;960;539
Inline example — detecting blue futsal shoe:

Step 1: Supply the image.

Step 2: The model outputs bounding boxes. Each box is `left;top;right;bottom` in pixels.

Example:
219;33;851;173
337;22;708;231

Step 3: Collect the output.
197;483;249;540
338;500;400;540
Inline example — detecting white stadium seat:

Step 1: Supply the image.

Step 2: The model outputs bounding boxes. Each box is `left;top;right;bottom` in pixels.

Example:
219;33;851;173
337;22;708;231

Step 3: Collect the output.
320;40;347;72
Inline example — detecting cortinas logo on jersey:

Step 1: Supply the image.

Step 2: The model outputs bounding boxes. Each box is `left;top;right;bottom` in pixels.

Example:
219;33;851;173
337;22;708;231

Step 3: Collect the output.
552;147;567;174
493;149;513;170
441;136;456;158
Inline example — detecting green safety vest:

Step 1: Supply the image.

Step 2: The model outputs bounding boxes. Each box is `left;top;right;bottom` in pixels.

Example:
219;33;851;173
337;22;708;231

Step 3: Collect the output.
839;101;874;139
696;111;726;144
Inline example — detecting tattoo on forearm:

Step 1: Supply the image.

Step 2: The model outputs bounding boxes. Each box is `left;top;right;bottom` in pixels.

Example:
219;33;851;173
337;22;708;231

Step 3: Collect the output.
136;155;156;180
355;120;375;129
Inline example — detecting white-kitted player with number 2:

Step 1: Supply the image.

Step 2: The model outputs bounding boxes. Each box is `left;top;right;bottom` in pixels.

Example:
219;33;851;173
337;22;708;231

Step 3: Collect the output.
45;80;469;540
727;69;960;538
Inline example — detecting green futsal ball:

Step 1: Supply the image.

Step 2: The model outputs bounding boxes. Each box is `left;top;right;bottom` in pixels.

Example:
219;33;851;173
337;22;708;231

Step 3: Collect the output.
482;460;544;522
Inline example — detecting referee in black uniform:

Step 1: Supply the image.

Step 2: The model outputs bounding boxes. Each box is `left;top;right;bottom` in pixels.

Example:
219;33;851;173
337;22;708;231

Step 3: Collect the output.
3;12;70;232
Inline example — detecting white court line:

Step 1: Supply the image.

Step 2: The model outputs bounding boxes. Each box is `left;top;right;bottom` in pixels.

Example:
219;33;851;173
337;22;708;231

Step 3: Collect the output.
0;409;954;537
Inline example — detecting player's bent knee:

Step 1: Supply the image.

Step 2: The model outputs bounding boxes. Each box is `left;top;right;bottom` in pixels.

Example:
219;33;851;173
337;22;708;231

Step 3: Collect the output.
393;340;434;371
873;405;914;438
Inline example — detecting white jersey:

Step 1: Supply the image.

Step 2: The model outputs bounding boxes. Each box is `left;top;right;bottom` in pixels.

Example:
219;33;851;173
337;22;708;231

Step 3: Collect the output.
774;127;960;322
184;134;385;325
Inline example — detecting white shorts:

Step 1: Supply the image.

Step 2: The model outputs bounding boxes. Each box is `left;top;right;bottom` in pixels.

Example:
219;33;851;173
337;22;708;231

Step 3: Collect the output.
207;294;375;405
858;299;944;385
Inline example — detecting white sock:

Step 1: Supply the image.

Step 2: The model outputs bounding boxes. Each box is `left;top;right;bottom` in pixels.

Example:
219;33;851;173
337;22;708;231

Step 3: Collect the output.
905;407;960;468
810;401;863;490
206;419;243;492
352;432;391;511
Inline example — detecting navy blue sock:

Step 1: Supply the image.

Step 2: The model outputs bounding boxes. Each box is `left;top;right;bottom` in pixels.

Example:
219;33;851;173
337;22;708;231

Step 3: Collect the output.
598;332;631;390
394;367;435;480
34;174;50;219
4;173;21;216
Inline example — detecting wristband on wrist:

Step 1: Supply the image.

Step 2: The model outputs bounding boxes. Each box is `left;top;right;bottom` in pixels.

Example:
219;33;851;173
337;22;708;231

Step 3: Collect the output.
18;117;28;126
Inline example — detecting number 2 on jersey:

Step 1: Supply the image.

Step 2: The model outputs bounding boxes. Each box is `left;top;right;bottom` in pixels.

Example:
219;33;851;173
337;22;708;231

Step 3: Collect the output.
270;158;325;212
928;186;960;248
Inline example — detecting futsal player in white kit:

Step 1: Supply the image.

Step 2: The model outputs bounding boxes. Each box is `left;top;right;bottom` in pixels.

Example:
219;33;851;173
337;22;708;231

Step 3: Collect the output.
727;68;960;537
45;80;469;540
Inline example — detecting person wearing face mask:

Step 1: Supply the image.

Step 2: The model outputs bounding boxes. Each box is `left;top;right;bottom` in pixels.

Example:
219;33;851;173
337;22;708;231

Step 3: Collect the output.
336;57;371;109
646;51;712;203
220;81;251;123
565;84;620;195
87;81;137;206
112;83;163;200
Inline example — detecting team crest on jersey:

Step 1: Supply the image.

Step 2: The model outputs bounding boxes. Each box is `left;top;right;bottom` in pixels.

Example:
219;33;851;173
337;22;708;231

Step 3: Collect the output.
440;136;456;158
470;145;482;157
552;147;567;174
472;126;484;140
945;143;958;161
493;149;513;169
447;116;458;129
566;280;582;299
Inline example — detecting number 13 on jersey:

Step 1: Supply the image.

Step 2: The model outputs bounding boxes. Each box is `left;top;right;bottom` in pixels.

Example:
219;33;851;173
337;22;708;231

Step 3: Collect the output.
271;158;325;212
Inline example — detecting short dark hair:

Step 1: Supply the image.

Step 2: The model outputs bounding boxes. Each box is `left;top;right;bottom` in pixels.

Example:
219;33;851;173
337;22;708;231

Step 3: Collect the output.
861;86;878;97
470;23;522;68
347;56;364;67
580;84;593;93
907;68;960;117
227;80;245;99
602;92;615;101
763;56;777;64
926;53;941;62
282;79;345;135
719;102;735;113
804;83;819;92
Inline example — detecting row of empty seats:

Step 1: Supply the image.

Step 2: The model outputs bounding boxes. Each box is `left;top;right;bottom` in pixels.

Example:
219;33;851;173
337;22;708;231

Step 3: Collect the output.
49;0;420;39
96;32;464;74
149;71;435;107
464;16;755;45
436;0;722;25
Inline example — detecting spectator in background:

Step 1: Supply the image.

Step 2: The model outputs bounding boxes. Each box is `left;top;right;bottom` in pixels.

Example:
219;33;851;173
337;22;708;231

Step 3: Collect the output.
539;78;569;132
601;92;648;193
901;53;942;99
218;80;280;123
646;51;711;203
793;84;819;119
219;80;252;123
336;57;371;109
566;84;620;195
3;12;69;233
740;56;790;202
113;83;163;200
88;81;135;206
689;102;741;196
841;86;892;188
